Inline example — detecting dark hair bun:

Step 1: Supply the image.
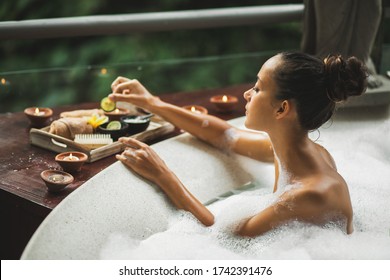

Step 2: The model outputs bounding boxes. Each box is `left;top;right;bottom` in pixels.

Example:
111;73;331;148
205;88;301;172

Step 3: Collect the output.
324;55;368;102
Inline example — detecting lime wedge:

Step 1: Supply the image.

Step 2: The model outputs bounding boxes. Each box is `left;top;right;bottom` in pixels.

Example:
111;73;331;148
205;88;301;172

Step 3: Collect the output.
106;120;122;130
100;97;116;112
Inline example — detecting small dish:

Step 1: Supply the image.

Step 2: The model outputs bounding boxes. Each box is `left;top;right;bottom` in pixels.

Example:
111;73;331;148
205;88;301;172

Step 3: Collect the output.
40;170;74;193
24;107;53;127
210;95;238;113
97;121;129;141
120;115;151;135
55;151;88;173
182;105;208;115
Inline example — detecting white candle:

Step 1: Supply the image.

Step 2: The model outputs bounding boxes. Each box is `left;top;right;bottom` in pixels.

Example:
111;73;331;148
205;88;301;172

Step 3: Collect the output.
34;108;46;116
63;153;80;161
48;174;65;183
222;95;228;102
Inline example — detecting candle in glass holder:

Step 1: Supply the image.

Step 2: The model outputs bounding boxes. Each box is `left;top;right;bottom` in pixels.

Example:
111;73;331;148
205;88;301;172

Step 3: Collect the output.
182;105;208;115
210;95;238;113
24;107;53;127
104;108;130;121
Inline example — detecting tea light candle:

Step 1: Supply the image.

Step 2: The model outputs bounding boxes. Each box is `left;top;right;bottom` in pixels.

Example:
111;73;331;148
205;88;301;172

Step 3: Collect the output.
55;151;88;173
40;170;74;193
210;95;238;113
48;174;65;183
104;108;130;121
24;107;53;127
182;105;208;115
63;153;80;161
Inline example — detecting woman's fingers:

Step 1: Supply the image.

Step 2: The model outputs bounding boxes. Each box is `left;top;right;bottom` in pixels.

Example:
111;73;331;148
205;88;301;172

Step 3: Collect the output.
119;137;148;149
111;76;131;92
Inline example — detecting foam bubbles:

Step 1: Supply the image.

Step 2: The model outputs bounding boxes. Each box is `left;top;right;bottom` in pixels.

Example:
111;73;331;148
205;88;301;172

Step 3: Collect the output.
100;117;390;259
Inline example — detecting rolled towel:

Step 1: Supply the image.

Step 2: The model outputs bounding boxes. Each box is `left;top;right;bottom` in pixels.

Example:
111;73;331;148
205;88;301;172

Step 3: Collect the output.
49;117;93;140
60;109;104;118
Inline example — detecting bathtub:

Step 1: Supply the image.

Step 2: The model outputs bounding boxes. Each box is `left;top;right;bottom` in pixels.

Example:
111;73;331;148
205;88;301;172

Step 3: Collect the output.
21;106;390;259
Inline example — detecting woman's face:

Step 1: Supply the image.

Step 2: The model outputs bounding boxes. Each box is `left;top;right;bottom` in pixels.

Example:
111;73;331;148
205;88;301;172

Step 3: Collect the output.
244;55;281;132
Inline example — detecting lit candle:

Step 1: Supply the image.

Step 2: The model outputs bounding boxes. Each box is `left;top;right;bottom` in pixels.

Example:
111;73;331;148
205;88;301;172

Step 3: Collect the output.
48;174;65;183
104;107;129;121
182;105;208;115
63;153;80;161
191;106;201;114
55;151;88;173
210;95;238;113
222;95;228;102
24;107;53;127
34;107;46;116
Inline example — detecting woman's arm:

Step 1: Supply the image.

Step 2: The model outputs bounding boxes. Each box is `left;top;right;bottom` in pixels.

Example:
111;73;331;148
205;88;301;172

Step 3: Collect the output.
109;77;274;162
116;137;214;226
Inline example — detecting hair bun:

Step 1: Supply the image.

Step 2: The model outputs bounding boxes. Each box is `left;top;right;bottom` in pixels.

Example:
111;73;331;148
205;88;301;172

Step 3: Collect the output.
324;55;368;102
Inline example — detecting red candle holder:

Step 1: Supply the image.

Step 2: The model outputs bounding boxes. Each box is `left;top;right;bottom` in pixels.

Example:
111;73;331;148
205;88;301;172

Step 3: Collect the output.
210;95;238;113
182;105;208;115
24;107;53;127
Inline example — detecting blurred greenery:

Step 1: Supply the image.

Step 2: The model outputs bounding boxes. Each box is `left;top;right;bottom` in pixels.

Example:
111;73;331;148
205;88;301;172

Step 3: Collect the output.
1;0;387;113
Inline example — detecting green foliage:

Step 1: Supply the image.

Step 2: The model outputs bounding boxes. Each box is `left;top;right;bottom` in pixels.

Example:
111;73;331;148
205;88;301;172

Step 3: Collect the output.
0;1;303;113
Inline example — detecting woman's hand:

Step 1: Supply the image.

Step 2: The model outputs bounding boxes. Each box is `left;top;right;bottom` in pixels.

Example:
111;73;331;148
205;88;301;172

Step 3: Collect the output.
116;137;170;185
109;76;158;111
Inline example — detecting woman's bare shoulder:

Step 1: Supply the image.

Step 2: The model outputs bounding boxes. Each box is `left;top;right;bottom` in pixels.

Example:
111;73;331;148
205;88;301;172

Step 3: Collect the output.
314;143;337;170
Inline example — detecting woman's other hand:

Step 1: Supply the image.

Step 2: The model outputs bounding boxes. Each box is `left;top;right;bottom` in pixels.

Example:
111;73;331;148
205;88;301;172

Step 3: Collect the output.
116;137;169;185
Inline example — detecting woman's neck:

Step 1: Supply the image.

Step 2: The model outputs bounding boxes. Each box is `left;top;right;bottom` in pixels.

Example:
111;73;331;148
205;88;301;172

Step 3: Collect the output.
269;126;318;185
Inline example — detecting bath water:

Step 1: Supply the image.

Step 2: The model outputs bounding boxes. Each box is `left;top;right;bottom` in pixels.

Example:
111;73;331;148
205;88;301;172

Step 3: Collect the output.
100;119;390;259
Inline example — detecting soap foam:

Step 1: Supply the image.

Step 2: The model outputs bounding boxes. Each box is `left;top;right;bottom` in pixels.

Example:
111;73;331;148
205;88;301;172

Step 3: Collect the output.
100;119;390;259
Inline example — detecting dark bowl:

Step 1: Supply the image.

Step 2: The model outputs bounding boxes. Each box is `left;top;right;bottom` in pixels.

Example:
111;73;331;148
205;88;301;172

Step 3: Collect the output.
120;115;151;135
97;121;129;141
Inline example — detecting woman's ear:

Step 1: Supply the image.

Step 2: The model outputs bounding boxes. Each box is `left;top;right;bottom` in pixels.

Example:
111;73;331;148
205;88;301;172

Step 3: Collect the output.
275;100;290;119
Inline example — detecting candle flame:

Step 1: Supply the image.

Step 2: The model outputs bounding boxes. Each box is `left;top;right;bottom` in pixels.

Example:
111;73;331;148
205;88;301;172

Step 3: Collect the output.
35;108;40;114
222;95;228;102
115;108;120;113
100;68;107;75
1;78;5;85
191;106;196;112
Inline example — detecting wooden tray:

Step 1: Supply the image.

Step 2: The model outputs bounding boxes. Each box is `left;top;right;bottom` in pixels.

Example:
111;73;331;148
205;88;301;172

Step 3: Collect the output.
29;117;175;162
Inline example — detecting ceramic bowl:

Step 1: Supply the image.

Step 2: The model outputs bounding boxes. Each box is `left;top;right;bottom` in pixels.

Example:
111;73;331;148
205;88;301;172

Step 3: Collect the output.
120;115;151;135
40;170;74;193
24;107;53;127
55;151;88;173
97;121;129;141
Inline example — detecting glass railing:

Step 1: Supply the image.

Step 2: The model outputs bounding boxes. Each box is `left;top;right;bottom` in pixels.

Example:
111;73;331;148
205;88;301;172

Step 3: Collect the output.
0;50;282;113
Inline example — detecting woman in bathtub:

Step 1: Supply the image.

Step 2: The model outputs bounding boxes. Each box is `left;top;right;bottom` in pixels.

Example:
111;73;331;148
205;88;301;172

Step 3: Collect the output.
108;52;367;236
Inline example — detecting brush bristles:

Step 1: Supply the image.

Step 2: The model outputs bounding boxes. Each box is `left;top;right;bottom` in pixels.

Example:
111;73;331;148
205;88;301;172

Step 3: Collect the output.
74;134;113;149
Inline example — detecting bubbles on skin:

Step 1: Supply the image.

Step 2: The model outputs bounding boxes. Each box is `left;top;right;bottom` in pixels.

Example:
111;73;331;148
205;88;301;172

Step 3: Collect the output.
217;128;240;152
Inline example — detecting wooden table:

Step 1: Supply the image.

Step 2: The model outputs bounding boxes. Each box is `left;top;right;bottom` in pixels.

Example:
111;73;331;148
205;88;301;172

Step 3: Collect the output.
0;83;250;259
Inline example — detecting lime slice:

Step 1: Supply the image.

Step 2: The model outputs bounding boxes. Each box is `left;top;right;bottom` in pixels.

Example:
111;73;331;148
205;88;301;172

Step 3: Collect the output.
106;120;122;130
100;97;116;112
